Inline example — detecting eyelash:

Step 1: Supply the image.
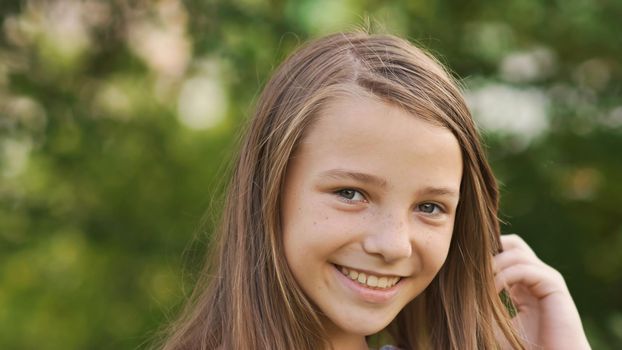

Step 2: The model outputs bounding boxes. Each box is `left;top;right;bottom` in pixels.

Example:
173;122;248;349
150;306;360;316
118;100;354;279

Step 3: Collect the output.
416;202;444;215
333;188;446;215
334;188;367;204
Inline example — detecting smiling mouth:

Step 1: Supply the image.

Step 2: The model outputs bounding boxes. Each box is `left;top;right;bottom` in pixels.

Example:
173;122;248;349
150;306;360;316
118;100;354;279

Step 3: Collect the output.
335;264;401;289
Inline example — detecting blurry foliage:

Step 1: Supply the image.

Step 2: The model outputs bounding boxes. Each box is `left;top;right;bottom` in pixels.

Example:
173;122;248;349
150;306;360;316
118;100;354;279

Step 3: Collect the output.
0;0;621;349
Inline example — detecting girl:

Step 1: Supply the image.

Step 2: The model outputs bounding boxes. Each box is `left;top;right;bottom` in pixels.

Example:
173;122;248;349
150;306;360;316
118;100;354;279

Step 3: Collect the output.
160;32;590;349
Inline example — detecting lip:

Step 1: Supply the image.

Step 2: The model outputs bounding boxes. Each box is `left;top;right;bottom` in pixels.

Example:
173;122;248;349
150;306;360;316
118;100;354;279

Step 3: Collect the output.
332;264;402;304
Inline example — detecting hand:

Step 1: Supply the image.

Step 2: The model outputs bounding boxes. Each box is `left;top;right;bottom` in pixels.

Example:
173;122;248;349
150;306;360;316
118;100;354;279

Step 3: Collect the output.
493;234;591;350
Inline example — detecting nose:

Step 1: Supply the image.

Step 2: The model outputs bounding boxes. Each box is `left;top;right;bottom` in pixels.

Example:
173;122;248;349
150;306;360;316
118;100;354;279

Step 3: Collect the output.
362;212;413;263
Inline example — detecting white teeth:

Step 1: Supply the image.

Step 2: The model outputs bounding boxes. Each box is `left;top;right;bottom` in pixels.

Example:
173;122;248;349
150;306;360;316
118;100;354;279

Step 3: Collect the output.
337;265;400;289
378;277;388;288
366;275;378;287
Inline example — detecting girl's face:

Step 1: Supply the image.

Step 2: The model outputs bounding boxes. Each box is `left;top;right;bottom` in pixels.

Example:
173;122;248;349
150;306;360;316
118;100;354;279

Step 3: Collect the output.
281;95;462;347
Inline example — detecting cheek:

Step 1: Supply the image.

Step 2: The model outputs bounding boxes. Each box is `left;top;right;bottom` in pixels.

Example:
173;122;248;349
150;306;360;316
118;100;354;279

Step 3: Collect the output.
419;228;454;272
282;201;330;262
293;195;361;234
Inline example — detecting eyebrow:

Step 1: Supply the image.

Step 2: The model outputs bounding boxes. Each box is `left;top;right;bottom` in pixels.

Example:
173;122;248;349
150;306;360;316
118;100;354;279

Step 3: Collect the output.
317;168;460;199
418;186;460;199
318;169;388;189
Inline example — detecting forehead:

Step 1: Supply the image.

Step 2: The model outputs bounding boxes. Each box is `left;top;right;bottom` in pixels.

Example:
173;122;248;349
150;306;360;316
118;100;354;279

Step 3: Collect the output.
292;95;463;190
299;95;459;159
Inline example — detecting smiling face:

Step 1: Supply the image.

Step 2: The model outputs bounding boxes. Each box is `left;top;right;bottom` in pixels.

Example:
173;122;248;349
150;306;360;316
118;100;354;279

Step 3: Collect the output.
280;94;463;348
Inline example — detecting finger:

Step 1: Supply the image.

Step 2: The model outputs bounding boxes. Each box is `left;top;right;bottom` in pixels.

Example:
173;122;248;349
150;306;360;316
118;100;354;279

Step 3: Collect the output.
507;283;541;312
494;263;543;293
494;263;565;298
499;234;537;257
493;248;543;274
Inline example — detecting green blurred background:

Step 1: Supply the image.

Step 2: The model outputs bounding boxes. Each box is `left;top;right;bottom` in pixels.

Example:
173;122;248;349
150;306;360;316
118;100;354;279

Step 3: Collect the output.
1;0;621;349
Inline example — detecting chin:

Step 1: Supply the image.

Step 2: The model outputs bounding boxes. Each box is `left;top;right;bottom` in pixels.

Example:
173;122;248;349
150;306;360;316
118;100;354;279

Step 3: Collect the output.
332;311;397;336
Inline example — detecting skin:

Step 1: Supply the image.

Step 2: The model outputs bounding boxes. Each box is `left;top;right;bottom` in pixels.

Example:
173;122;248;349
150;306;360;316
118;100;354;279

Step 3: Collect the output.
281;95;463;349
279;94;591;349
494;234;591;349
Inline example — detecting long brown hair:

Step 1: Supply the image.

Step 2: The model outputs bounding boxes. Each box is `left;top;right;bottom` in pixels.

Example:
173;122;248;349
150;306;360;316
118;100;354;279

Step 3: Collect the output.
159;31;525;349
